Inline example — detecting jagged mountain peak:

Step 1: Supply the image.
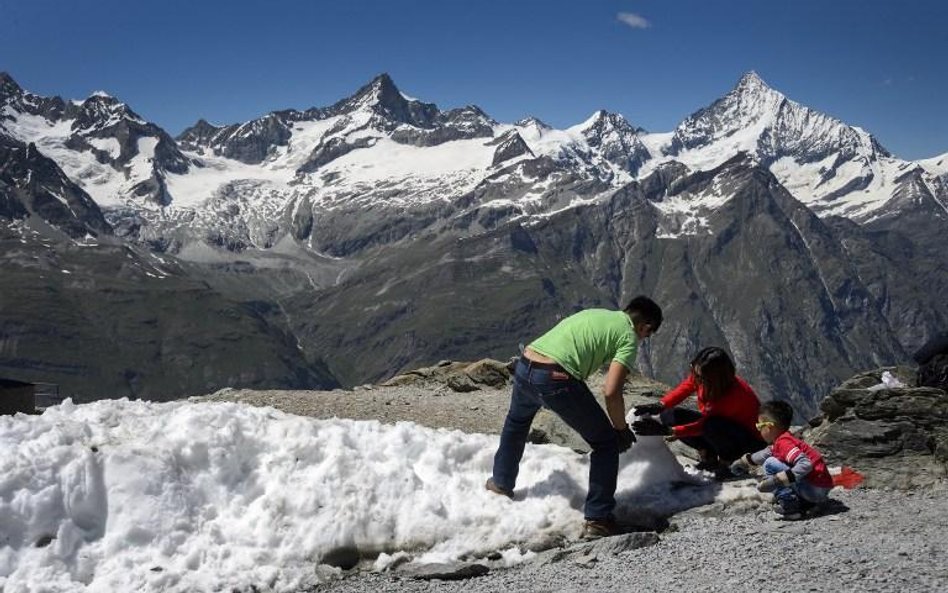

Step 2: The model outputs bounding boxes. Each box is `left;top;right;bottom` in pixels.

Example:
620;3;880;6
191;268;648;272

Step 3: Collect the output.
579;109;642;135
176;118;225;145
192;118;220;130
571;110;650;175
667;71;890;166
73;92;146;128
733;70;776;95
515;116;551;130
0;71;22;95
338;73;422;112
712;71;786;123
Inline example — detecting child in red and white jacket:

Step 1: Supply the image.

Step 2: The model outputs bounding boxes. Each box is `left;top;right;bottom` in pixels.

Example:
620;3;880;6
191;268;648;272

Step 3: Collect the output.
731;400;833;519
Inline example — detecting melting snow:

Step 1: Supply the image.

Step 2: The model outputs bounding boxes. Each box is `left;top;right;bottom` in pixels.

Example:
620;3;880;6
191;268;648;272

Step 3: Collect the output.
0;399;765;593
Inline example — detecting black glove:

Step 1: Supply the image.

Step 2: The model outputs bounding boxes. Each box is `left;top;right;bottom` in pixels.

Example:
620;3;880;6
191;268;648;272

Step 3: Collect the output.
616;427;637;452
632;402;665;416
631;417;670;436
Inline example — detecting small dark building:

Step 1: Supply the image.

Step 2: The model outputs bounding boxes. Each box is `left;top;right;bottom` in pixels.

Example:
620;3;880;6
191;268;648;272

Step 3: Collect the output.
0;378;36;415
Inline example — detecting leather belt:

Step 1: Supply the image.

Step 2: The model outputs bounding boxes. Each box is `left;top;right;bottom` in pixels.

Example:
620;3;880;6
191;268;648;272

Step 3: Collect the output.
521;357;568;373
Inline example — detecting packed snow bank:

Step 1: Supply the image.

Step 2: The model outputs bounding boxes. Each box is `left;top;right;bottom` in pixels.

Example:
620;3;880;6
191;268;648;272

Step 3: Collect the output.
0;399;764;592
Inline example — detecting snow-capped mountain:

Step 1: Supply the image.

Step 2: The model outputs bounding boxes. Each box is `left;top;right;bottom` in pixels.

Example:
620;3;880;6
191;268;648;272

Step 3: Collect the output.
0;72;189;210
4;70;945;257
2;70;946;407
0;131;111;238
644;72;947;223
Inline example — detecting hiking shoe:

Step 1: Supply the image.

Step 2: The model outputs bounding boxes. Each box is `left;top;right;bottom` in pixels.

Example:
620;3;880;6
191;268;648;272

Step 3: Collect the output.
775;511;803;521
773;497;802;516
582;518;623;540
485;478;513;499
798;499;818;513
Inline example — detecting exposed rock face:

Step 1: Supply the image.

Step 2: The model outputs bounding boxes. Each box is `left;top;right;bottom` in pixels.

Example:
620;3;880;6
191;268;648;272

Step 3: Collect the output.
0;227;339;400
1;73;189;207
288;159;915;416
580;110;650;175
490;130;534;167
0;133;112;238
178;114;293;164
807;367;948;489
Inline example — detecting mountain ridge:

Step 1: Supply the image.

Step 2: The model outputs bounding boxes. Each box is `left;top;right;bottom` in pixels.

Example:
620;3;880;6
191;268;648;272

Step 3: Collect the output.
1;71;945;411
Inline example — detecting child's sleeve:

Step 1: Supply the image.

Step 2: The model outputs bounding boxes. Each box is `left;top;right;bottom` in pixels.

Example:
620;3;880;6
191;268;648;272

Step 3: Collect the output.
785;446;815;480
749;446;771;465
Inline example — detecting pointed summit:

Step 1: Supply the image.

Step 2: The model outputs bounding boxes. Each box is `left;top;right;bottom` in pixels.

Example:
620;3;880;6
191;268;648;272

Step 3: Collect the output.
515;116;551;130
667;70;891;196
332;73;439;129
88;90;117;101
572;110;650;175
337;73;410;113
0;71;19;87
578;110;643;136
0;71;23;101
362;73;402;105
734;71;773;94
177;118;224;146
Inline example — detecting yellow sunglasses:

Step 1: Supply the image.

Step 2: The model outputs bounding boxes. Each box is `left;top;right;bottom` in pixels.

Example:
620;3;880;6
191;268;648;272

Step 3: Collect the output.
755;420;775;430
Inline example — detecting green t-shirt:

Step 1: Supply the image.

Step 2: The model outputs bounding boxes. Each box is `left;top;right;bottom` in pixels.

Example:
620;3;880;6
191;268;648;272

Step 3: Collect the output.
529;309;638;380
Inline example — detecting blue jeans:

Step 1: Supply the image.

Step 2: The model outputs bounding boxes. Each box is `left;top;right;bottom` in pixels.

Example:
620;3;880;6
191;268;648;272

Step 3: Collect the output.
491;359;618;520
763;457;831;507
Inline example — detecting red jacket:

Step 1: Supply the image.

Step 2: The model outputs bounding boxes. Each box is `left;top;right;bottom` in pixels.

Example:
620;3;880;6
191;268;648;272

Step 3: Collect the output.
660;374;762;439
771;431;834;488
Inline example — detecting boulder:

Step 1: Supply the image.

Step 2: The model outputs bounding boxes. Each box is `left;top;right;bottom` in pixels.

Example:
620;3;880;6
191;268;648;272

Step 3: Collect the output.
806;366;948;489
463;359;511;388
380;358;512;391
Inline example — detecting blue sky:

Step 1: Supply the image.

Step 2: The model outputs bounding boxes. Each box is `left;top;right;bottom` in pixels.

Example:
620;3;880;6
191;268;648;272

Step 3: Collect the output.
1;0;945;159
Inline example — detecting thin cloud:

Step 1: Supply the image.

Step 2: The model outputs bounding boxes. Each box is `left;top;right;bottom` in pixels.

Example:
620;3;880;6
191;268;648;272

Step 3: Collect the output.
617;12;651;29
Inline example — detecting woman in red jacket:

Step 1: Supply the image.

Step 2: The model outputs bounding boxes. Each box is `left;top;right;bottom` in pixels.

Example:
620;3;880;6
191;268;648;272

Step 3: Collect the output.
631;347;766;478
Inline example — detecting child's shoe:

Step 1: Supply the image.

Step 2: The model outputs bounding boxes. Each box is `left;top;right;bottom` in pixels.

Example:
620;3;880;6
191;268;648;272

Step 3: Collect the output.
773;493;803;519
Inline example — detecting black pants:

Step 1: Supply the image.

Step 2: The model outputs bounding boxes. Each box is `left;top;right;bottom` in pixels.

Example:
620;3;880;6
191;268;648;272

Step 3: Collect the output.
659;408;766;463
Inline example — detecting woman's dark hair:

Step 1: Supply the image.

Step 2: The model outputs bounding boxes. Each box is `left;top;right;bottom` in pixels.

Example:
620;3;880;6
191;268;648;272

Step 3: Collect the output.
690;346;736;401
759;400;795;429
624;296;663;332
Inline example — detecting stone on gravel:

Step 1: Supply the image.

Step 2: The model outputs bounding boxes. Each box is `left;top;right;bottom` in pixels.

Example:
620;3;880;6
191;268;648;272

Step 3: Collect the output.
397;562;489;580
534;532;659;567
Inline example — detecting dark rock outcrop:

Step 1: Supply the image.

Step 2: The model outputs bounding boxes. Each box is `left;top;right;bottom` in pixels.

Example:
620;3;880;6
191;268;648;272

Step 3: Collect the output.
490;130;534;167
0;133;112;237
380;358;512;391
807;367;948;489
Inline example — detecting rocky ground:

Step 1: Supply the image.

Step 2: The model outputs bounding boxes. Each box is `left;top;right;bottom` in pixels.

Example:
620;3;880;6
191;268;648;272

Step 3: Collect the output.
311;487;948;593
196;360;948;593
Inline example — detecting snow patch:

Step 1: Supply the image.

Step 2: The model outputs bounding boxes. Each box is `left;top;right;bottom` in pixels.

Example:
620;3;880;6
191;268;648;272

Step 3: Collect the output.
0;399;764;592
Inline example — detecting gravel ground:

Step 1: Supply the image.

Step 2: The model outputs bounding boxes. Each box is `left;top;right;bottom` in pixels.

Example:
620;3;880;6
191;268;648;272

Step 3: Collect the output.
197;382;514;436
311;487;948;593
197;376;948;593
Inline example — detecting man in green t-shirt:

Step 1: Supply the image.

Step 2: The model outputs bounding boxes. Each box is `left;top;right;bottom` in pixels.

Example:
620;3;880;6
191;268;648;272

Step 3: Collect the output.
486;296;663;539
